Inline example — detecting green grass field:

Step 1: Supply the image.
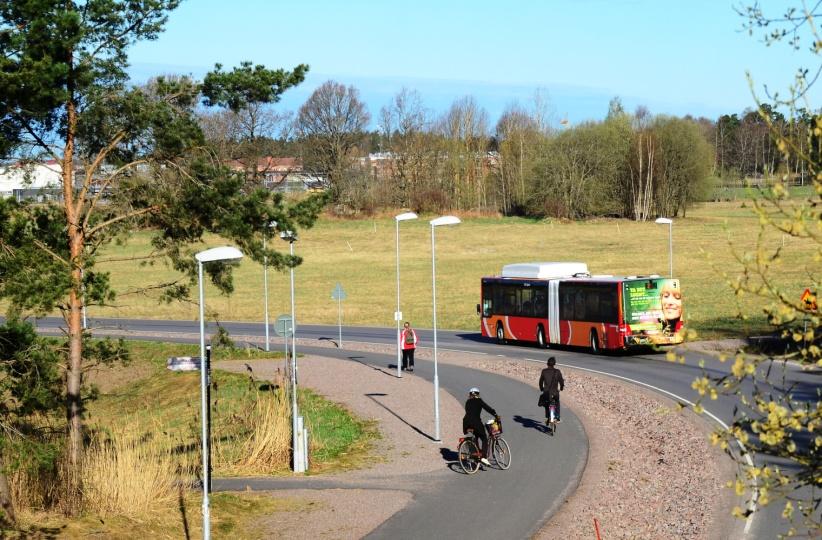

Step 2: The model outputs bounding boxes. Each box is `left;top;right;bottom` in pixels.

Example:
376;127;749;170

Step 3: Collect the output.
85;199;817;340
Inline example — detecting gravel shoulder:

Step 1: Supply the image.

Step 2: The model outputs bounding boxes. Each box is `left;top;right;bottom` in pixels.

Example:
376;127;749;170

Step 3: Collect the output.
214;339;740;540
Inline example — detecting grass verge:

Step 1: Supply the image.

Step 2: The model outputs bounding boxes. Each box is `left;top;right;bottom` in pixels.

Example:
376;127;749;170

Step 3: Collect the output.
6;340;377;536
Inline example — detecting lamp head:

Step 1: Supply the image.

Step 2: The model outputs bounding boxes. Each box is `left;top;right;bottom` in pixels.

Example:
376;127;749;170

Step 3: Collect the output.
395;212;418;222
279;230;297;242
195;246;244;263
430;215;461;227
655;217;672;225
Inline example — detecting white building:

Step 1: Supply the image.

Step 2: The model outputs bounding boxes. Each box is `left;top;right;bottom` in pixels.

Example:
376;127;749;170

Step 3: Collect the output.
0;160;65;200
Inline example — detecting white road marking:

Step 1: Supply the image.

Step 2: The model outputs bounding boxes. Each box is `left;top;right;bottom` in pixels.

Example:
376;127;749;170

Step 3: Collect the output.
542;360;758;537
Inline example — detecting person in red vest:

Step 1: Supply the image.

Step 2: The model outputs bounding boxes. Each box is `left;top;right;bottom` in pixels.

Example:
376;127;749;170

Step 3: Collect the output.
400;321;418;372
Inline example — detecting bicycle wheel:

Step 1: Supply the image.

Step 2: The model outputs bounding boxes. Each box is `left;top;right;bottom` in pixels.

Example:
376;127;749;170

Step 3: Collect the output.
492;437;512;470
458;438;481;474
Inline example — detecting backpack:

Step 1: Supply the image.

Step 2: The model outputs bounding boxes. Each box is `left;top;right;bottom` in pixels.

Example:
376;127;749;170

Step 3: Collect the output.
404;329;415;345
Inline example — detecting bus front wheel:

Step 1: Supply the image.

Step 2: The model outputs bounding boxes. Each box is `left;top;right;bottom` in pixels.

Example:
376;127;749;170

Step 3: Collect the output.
590;330;601;355
496;323;506;344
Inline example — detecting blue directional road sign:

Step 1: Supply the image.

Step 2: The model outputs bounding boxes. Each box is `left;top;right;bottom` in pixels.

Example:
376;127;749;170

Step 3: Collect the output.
331;283;347;301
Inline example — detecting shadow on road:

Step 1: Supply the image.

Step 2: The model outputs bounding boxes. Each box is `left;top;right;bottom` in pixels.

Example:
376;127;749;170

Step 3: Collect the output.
513;414;550;435
453;332;492;343
440;448;473;475
365;393;437;441
440;447;459;462
440;448;499;475
348;356;397;378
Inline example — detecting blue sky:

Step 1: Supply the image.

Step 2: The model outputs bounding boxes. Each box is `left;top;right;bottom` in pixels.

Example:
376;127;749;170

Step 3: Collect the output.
128;0;819;128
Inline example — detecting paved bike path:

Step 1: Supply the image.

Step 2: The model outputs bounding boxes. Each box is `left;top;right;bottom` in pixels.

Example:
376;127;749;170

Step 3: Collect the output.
366;353;586;540
213;345;587;540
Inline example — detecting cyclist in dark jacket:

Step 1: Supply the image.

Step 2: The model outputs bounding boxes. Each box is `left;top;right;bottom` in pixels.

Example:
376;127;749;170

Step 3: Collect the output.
462;387;499;466
539;356;565;422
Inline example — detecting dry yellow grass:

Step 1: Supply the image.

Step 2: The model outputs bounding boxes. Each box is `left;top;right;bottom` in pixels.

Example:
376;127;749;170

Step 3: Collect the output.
225;377;292;475
81;419;188;519
4;344;375;537
83;200;817;339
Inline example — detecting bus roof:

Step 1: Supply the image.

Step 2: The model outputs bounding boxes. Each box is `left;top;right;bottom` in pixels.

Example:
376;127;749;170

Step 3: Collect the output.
501;262;589;279
484;274;665;284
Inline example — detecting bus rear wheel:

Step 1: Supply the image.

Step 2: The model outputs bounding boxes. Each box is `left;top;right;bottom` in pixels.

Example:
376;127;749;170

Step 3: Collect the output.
496;323;506;344
590;330;601;355
537;326;547;349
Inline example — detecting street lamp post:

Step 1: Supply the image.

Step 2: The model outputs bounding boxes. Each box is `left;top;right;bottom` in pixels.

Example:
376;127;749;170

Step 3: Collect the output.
280;230;304;472
262;220;277;352
394;212;418;378
430;215;461;442
655;217;673;277
195;246;244;540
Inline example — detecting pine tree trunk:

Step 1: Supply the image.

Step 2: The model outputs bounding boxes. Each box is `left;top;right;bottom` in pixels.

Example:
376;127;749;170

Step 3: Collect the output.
62;62;85;511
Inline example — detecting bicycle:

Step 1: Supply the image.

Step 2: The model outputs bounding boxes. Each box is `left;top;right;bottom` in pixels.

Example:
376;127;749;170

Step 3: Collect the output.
486;417;512;469
457;431;481;474
457;418;512;474
546;399;558;436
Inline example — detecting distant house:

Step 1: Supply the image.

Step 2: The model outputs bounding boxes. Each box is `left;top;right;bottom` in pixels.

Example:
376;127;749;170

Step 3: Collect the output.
225;156;303;188
357;152;396;181
0;160;66;201
223;156;329;193
274;172;327;193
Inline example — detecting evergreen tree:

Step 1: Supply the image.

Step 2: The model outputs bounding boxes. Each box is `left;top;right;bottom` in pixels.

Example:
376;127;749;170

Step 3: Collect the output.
0;0;325;510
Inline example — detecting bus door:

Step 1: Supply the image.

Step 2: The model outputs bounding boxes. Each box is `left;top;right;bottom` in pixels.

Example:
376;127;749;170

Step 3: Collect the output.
548;279;560;344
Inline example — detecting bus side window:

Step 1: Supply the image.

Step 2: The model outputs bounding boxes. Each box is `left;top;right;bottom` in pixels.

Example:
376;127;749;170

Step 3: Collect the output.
586;291;599;321
509;292;517;315
520;288;533;316
560;288;574;319
493;286;504;315
575;291;586;320
505;293;516;315
522;300;532;316
534;292;546;317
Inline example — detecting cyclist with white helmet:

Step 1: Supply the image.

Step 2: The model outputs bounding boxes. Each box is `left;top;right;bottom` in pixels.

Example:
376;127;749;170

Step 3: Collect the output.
462;387;499;467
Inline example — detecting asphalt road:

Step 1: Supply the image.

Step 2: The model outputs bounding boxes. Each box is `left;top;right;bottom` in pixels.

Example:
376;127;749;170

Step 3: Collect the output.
32;316;821;538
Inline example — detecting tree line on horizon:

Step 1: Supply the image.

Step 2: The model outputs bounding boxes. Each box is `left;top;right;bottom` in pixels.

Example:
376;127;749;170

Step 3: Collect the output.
197;80;819;221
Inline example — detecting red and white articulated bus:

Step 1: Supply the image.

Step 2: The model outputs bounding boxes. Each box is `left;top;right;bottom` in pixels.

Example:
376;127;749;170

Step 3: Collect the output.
478;262;684;353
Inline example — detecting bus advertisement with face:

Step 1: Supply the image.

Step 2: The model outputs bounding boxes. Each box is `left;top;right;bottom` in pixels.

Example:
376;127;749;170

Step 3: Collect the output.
622;278;684;346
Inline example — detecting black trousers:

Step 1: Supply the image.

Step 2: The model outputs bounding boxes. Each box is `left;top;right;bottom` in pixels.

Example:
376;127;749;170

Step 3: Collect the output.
463;420;488;458
401;348;415;369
